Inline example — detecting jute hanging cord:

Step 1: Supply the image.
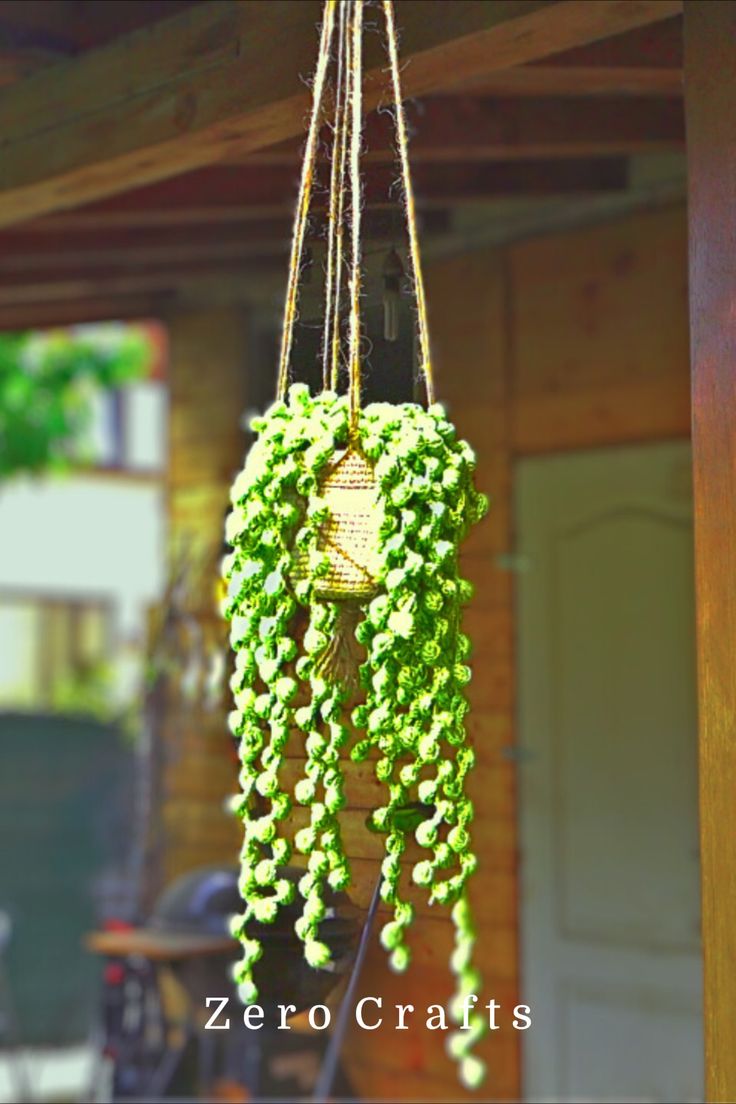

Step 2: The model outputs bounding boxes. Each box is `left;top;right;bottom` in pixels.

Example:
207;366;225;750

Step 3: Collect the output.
222;0;490;1091
322;0;349;392
276;0;435;414
346;0;364;436
383;0;434;401
275;0;336;402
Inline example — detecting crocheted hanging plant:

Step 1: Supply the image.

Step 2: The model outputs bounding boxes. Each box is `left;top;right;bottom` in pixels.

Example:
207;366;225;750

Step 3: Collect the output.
222;385;489;1088
220;0;493;1089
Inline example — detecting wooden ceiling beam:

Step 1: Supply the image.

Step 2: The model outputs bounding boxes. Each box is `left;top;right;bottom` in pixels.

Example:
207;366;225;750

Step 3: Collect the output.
0;267;272;306
447;16;683;97
0;0;680;228
0;294;173;332
460;65;681;97
0;0;196;53
0;210;451;252
11;160;628;235
0;155;629;301
0;46;67;85
236;95;684;165
0;241;290;275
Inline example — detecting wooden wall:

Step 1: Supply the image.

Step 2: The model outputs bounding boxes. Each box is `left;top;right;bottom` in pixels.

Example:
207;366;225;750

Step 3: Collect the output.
509;205;690;453
163;204;690;1101
342;203;690;1103
163;306;247;883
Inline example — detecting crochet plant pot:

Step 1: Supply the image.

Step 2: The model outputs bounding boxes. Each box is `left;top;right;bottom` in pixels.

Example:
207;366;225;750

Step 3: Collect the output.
305;445;382;602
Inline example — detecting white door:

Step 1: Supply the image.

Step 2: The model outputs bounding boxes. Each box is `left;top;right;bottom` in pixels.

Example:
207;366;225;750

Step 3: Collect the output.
516;442;703;1103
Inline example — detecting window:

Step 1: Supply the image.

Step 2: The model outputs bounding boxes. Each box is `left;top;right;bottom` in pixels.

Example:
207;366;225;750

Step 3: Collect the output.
86;381;167;472
0;593;111;710
70;320;168;475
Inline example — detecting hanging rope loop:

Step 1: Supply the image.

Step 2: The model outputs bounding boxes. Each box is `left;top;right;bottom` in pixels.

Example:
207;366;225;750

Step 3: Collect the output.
382;0;434;405
322;0;348;392
276;0;336;401
278;0;434;413
346;0;364;438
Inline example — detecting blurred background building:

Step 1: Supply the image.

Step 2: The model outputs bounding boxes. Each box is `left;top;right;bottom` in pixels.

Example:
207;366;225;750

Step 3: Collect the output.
0;323;167;717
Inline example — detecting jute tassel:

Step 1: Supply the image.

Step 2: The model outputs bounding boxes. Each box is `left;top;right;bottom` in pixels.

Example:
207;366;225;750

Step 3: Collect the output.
313;601;364;694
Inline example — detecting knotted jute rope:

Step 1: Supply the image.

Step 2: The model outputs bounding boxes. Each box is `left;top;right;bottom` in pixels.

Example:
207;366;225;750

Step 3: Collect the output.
279;0;436;611
276;0;336;402
382;0;434;404
276;0;434;412
346;0;364;439
322;0;348;392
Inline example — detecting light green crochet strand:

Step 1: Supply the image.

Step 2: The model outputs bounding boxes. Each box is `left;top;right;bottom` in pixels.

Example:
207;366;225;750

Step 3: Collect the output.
222;383;489;1086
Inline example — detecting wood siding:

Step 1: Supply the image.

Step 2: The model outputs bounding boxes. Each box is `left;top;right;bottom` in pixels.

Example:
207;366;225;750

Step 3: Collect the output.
164;306;247;883
164;204;690;1101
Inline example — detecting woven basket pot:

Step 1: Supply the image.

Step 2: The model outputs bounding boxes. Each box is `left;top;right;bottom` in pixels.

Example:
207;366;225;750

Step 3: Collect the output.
311;446;382;602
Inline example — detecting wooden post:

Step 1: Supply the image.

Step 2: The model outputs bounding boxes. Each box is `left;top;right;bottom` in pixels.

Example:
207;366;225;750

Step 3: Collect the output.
684;4;736;1100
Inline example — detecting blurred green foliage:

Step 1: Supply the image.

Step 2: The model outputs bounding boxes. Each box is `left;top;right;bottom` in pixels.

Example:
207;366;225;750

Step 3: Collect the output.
49;658;139;740
0;326;148;478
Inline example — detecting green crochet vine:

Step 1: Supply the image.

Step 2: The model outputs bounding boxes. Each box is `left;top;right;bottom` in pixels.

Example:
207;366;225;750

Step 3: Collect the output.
222;383;489;1088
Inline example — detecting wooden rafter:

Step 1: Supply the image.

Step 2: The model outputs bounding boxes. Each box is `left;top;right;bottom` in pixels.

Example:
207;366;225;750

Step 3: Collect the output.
0;269;245;306
0;0;197;52
0;0;681;228
6;160;628;236
0;149;629;307
0;294;173;331
0;210;451;256
236;96;684;165
451;17;683;97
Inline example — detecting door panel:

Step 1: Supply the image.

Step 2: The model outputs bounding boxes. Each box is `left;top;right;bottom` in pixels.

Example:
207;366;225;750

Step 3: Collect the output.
516;443;702;1102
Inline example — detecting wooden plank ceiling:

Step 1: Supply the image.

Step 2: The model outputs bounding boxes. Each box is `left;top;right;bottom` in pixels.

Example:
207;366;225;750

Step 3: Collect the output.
0;0;684;328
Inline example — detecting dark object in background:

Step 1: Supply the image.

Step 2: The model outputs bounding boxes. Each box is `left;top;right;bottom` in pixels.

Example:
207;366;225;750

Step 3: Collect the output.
0;710;133;1047
382;247;405;342
289;301;416;405
149;864;359;1012
92;864;359;1099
